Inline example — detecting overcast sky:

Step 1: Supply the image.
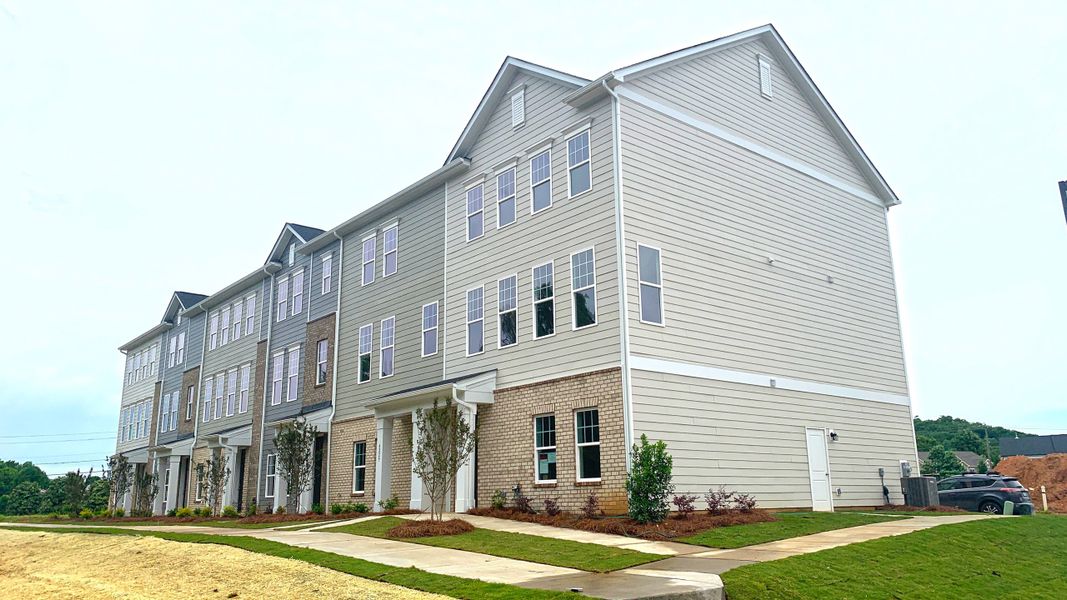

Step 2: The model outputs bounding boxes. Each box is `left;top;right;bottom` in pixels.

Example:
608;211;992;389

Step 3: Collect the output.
1;1;1065;477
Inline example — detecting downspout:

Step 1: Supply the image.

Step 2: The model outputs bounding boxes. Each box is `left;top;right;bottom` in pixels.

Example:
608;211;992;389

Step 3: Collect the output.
324;232;345;502
602;76;635;468
441;181;449;380
256;264;277;507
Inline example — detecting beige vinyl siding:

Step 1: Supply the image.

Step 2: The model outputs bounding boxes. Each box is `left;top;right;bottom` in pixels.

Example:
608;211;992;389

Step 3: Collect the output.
631;370;917;508
333;187;445;422
627;38;874;193
117;336;162;453
620;97;908;395
443;73;621;387
198;281;263;436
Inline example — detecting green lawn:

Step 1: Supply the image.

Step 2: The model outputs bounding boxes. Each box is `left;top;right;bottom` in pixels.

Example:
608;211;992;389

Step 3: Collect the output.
722;514;1067;599
1;526;580;600
680;512;904;548
0;516;329;529
323;516;662;572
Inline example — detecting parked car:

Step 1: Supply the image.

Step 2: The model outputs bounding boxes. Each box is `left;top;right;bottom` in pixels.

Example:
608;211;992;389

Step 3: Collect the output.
936;473;1034;514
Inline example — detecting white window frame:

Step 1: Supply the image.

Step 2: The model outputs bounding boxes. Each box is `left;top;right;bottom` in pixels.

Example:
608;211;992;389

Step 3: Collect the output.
379;316;395;378
209;312;219;350
265;453;277;498
570;247;598;330
529;148;553;214
358;324;373;383
565;128;592;199
352;441;367;493
465;286;484;357
534;413;557;484
176;331;186;364
382;223;398;278
226;368;237;416
244;295;256;335
497;274;518;349
169;391;178;430
466;184;484;242
214;373;224;419
316;339;328;385
286;346;300;402
168;336;177;368
160;393;170;433
276;276;288;322
220;306;231;346
233;301;243;340
195;470;204;502
271;352;284;405
421;302;439;357
757;54;773;99
496;167;517;229
361;233;376;286
575;408;601;483
202;377;213;422
288;242;296;266
321;254;333;294
238;364;250;413
186;385;194;421
531;261;555;339
292;268;304;316
637;243;666;326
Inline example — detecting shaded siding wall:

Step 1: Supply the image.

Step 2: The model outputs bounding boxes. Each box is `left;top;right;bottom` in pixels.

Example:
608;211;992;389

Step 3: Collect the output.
265;244;314;424
158;312;204;445
117;335;162;454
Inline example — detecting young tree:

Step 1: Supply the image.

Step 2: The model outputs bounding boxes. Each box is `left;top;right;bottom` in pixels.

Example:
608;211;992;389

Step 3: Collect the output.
411;398;476;521
626;435;674;524
131;469;158;516
104;455;134;511
924;445;965;478
195;449;230;517
274;418;318;514
60;469;93;517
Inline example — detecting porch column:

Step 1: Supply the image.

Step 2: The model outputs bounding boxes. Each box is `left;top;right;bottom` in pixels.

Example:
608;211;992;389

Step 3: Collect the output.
222;447;237;508
454;403;477;512
374;416;393;508
409;410;423;510
152;458;166;515
165;455;181;513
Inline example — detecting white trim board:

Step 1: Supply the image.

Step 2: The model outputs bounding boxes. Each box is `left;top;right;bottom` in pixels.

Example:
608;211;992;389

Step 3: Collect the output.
614;86;885;207
629;355;910;406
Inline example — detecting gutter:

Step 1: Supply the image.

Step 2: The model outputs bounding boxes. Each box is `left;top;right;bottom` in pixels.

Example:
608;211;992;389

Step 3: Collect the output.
323;231;344;501
256;262;280;506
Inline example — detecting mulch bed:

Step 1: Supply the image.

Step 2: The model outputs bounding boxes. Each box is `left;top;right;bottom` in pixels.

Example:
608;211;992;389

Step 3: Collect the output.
387;518;475;538
64;508;420;527
467;507;777;540
872;504;966;513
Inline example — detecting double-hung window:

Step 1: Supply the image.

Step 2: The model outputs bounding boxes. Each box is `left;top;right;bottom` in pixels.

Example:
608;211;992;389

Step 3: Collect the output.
238;364;250;413
466;184;484;241
352;442;367;493
244;295;256;334
316;339;328;385
160;394;170;433
358;324;372;383
276;277;288;321
265;454;277;498
566;130;592;197
530;150;552;213
421;302;438;357
321;254;333;294
202;377;213;422
271;352;284;405
287;347;300;402
534;415;557;482
361;235;375;285
226;369;237;416
214;374;224;419
292;269;304;316
168;336;177;368
466;287;484;356
233;302;243;340
575;408;601;481
496;168;516;228
498;275;518;348
186;385;194;421
176;331;186;364
571;248;597;329
221;306;231;346
383;224;398;277
532;261;555;338
380;317;395;377
637;245;664;325
209;313;219;350
169;392;177;430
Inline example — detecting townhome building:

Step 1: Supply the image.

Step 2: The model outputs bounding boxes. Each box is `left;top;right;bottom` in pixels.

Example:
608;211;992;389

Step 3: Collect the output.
116;326;163;512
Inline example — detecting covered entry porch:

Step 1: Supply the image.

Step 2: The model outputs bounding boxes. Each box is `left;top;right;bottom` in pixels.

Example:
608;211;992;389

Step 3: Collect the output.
149;435;194;515
201;425;252;511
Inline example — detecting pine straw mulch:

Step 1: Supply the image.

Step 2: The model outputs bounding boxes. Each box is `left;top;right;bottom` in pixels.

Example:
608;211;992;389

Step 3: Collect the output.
387;518;475;538
467;507;777;540
872;504;966;513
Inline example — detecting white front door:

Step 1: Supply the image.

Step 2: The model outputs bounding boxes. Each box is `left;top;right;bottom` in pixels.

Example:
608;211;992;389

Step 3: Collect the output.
805;427;833;512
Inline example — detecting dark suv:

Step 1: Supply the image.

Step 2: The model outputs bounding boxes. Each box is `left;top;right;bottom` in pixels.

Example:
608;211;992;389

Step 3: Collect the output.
936;473;1034;514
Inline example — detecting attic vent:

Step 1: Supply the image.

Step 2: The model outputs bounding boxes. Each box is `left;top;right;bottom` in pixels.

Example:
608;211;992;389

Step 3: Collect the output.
511;88;525;128
757;55;773;99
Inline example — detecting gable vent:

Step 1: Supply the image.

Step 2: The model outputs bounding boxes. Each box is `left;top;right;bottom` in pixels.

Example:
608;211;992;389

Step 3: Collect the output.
757;55;773;99
511;88;525;128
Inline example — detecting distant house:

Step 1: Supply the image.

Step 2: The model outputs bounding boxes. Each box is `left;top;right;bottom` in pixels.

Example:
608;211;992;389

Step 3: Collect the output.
1000;435;1067;458
918;451;986;472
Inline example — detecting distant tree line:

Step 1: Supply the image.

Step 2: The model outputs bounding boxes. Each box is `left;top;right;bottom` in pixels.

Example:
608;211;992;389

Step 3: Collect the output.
913;416;1032;477
0;459;110;516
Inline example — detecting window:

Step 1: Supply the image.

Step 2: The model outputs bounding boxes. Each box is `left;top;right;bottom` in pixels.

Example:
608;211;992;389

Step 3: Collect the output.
566;130;591;197
534;415;556;482
637;245;664;325
169;391;178;430
292;269;304;316
202;377;213;422
383;224;398;277
214;374;224;419
466;185;484;241
161;467;170;513
226;369;237;416
571;248;597;329
358;324;372;383
220;306;230;346
276;277;288;322
233;301;243;340
287;347;300;402
352;442;367;493
239;364;250;413
421;302;438;357
271;353;284;405
244;295;256;335
160;394;170;433
497;168;516;228
575;409;601;481
176;331;186;364
532;261;554;338
209;313;219;350
757;55;773;99
195;471;204;502
321;254;333;294
361;235;375;285
498;275;517;348
466;287;484;356
265;454;277;497
288;242;296;266
316;339;328;385
168;336;177;368
530;150;552;213
137;401;146;439
380;317;395;378
186;385;194;421
511;87;525;128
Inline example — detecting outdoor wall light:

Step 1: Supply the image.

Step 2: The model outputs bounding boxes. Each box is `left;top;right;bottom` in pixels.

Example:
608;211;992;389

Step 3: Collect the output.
829;430;839;442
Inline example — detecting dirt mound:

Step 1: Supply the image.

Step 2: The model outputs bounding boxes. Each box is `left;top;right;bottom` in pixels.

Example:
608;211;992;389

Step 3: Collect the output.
995;454;1067;512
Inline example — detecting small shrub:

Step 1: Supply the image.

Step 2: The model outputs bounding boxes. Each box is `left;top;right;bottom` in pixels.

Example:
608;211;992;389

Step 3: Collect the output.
626;434;674;524
275;506;286;515
705;486;735;515
513;494;535;514
330;503;344;515
353;502;369;513
734;493;757;512
113;507;125;518
490;490;507;510
378;494;400;511
672;494;698;518
544;498;561;516
78;508;94;520
246;501;257;518
166;508;177;517
311;503;324;515
222;505;238;518
262;505;274;515
97;508;111;518
175;507;194;518
196;507;213;518
581;492;602;519
388;518;474;538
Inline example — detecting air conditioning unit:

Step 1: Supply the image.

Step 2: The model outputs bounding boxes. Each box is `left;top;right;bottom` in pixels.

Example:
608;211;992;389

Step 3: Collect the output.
900;476;939;507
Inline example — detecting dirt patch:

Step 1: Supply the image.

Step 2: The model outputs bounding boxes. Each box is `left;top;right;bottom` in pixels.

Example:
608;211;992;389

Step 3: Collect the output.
388;519;475;538
996;454;1067;512
0;529;443;600
467;507;777;540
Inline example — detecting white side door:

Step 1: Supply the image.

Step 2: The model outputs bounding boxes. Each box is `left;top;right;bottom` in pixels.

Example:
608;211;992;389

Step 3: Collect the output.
805;427;833;512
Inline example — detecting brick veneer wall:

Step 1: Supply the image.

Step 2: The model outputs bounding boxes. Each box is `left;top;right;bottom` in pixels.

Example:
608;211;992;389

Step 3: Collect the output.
188;446;211;507
178;366;200;436
303;313;335;408
477;368;627;514
243;340;268;512
390;415;412;503
328;415;376;506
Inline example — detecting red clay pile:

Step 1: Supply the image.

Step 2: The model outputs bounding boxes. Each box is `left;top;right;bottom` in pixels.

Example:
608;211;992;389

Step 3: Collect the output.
995;453;1067;512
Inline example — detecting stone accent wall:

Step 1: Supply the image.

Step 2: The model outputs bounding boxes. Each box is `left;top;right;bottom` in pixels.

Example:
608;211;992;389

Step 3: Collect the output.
328;415;376;506
178;366;200;436
303;313;335;408
476;368;627;514
243;340;268;512
390;415;412;503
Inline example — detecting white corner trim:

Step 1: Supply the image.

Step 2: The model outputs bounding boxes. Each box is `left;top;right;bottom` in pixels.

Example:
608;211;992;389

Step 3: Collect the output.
629;355;910;406
614;86;886;207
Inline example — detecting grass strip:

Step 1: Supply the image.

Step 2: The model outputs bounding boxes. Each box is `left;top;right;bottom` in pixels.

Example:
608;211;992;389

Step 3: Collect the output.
680;511;904;548
1;526;581;600
323;516;663;572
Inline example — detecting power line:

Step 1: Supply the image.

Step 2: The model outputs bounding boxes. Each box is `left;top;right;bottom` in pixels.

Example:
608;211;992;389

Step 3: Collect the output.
0;431;113;439
0;436;114;445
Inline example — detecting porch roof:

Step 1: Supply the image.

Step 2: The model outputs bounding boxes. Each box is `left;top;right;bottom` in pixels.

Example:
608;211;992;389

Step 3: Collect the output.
368;370;497;418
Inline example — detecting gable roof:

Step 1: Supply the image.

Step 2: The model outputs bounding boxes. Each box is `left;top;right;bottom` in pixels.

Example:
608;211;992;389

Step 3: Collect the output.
917;450;984;469
444;57;588;164
161;291;207;324
266;222;324;264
